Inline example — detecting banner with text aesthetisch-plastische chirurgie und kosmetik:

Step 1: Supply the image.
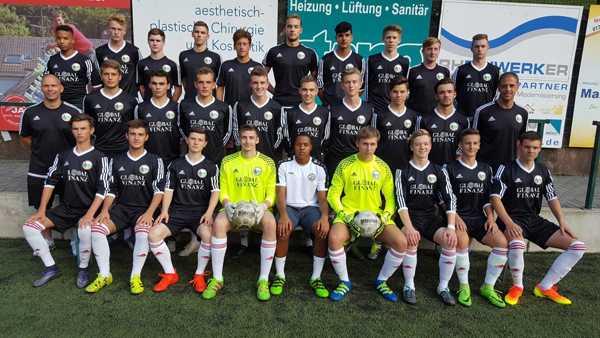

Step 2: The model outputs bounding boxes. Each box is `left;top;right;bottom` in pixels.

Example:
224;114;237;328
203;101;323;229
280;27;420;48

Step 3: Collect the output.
439;0;582;148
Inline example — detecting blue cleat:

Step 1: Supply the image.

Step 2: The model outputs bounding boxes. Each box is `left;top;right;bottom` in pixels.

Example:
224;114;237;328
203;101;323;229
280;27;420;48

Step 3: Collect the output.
32;265;61;287
330;280;352;301
375;280;398;302
76;268;90;288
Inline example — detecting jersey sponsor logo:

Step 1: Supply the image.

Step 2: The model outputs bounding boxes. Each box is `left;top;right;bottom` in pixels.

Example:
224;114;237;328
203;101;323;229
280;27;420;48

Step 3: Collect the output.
82;160;93;170
198;168;207;178
345;63;355;70
483;73;492;82
385;121;392;127
94;104;102;109
356;115;366;124
393;64;403;73
264;111;273;120
228;68;235;72
431;123;438;129
515;178;522;183
488;116;496;122
162;64;171;72
204;57;213;65
209;110;219;119
534;175;543;185
372;170;380;180
118;166;125;172
449;122;459;131
337;116;343;121
515;114;523;123
114;102;124;111
248;67;255;74
456;173;463;178
377;65;383;70
307;173;316;181
166;110;175;119
436;72;445;80
253;167;262;176
427;174;437;183
478;171;486;181
71;63;81;71
404;119;412;128
313;117;322;126
121;54;130;63
178;170;186;175
297;51;305;60
276;52;283;58
33;115;40;121
139;164;150;174
416;74;423;80
61;112;72;122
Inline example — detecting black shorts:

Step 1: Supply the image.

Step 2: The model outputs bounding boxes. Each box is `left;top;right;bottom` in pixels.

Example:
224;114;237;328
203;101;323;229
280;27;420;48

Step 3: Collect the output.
498;215;559;249
165;208;206;235
462;215;488;242
109;204;147;231
27;175;60;209
409;212;446;242
46;204;88;232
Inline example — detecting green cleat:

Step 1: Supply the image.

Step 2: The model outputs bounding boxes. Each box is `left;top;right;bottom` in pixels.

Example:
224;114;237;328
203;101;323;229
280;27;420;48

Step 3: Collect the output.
480;284;506;308
130;274;144;295
257;279;271;301
270;277;286;296
457;284;472;307
85;274;113;293
310;278;329;298
202;278;223;300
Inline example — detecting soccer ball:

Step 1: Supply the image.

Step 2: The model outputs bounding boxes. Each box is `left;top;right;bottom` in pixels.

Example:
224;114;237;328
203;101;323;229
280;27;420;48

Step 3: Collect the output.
353;211;381;238
231;201;259;229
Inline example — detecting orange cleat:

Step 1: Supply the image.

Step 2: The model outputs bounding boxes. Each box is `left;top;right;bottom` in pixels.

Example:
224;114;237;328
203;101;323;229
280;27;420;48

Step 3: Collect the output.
190;273;207;293
504;285;524;305
534;284;572;305
153;272;179;292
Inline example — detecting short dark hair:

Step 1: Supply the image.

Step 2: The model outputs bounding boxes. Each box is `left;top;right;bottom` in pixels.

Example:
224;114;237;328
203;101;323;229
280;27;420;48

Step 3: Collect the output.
195;67;215;81
293;133;312;145
499;72;519;83
518;131;542;143
70;114;94;128
434;77;455;93
233;29;252;44
458;128;480;143
382;24;402;37
472;33;489;42
335;21;352;35
299;74;317;87
127;119;149;134
250;66;268;78
55;24;73;35
147;28;165;40
389;76;408;91
193;21;208;31
239;124;259;136
150;70;170;84
189;127;208;139
357;126;380;141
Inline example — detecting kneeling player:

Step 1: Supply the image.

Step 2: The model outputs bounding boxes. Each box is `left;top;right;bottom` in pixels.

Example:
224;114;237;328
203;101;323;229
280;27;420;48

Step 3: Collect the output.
395;129;458;305
149;128;220;293
202;124;277;301
90;120;164;293
22;114;109;288
491;132;585;305
327;127;407;302
273;134;330;298
445;129;508;307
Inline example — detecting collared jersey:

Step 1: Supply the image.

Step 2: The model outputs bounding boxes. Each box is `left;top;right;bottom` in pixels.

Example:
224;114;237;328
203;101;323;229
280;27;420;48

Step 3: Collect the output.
452;62;500;117
407;63;451;115
107;150;164;208
216;58;262;106
366;52;410;114
95;42;141;96
373;106;418;172
318;50;364;106
445;159;493;218
282;104;330;159
277;157;327;208
219;151;276;205
165;155;219;210
134;98;180;163
326;99;374;160
45;51;101;108
179;48;221;99
416;108;469;165
233;97;283;158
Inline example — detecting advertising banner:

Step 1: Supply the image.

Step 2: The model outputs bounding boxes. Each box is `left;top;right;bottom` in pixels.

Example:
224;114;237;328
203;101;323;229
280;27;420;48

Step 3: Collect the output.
439;0;582;148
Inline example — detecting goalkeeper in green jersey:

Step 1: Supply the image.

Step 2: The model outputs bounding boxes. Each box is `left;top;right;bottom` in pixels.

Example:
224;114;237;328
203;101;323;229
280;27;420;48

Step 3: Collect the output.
327;126;408;302
202;124;277;302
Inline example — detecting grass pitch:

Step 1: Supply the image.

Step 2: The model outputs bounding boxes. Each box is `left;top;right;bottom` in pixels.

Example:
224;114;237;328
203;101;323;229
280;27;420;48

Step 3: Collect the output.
1;238;599;337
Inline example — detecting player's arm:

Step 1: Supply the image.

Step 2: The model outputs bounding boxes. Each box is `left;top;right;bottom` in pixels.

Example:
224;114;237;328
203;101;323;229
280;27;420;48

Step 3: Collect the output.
200;164;221;226
138;158;166;226
19;110;32;146
155;163;175;225
223;106;233;145
216;86;225;101
395;169;420;246
263;160;276;208
29;154;63;222
80;156;110;228
482;166;498;233
215;63;225;101
490;165;522;238
316;58;325;101
231;102;241;146
276;164;293;238
219;161;230;205
171;63;182;102
314;166;330;239
178;52;188;92
274;107;284;150
137;62;145;98
96;158;117;224
381;165;396;224
262;50;274;92
326;164;345;215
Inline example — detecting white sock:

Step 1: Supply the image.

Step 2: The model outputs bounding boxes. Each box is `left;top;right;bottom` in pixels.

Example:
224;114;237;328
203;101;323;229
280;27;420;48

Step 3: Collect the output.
259;240;276;281
130;229;149;278
508;240;526;288
402;250;417;290
91;223;111;277
77;226;92;269
539;241;586;290
150;240;175;274
377;248;405;281
455;249;470;285
311;256;326;280
240;230;248;247
329;248;349;282
274;256;286;279
438;248;456;292
23;222;55;267
195;241;211;275
484;247;508;286
211;236;227;281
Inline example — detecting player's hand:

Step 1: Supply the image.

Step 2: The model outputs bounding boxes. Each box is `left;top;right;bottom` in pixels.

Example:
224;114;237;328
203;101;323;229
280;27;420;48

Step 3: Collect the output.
314;215;330;240
455;215;467;232
403;225;421;247
505;221;523;239
484;218;498;235
445;227;458;248
277;215;293;239
27;211;46;224
95;210;110;225
559;221;576;239
200;212;214;226
78;213;95;228
154;211;169;226
137;212;154;227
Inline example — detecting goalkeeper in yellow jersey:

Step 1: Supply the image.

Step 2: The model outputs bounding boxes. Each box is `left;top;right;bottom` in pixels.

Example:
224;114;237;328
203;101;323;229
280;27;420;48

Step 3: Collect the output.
202;124;277;302
327;126;408;302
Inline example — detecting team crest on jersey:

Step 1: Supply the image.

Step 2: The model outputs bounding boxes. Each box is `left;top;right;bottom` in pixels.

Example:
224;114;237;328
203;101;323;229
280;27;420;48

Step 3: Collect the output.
404;119;412;128
61;113;72;122
297;51;305;60
264;111;273;120
477;171;486;181
345;63;354;70
82;160;93;170
209;110;219;119
204;57;213;65
71;63;81;71
515;114;523;123
436;72;445;80
197;169;207;178
248;67;255;74
313;117;322;126
393;64;402;73
162;64;171;72
449;122;459;131
534;175;543;185
357;115;366;124
483;73;492;82
121;54;130;63
139;164;150;174
165;110;175;119
427;174;437;183
114;102;124;111
253;167;262;176
372;170;380;180
307;173;316;181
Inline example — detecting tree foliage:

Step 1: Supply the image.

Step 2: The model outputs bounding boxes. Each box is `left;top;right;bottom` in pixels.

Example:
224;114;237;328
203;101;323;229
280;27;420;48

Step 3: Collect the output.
0;6;30;37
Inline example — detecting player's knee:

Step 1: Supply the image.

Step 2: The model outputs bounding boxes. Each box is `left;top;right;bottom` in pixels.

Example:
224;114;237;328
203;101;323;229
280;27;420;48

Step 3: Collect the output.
197;224;211;242
457;232;470;250
493;234;508;249
568;240;586;259
391;235;407;252
148;228;163;243
327;228;346;248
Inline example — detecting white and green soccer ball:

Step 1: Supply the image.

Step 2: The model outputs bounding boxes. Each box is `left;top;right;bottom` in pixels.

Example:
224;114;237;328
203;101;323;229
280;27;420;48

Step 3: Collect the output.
230;201;259;229
353;211;381;238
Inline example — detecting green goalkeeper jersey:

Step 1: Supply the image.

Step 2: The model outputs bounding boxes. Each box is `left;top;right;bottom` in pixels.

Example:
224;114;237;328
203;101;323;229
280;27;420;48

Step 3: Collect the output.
220;151;276;205
328;153;396;217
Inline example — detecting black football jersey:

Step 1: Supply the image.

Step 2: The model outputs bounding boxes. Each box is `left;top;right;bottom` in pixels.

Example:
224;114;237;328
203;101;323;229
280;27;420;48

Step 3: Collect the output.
179;97;232;163
95;42;141;96
373;106;418;172
179;48;221;99
445;160;493;218
46;51;101;108
366;53;410;114
165;155;219;210
134;98;180;163
282;104;330;159
395;160;456;216
19;102;81;177
492;159;557;219
318;51;364;107
325;100;374;161
233;97;283;158
107;150;164;208
45;147;110;209
263;44;318;106
473;101;528;170
452;62;500;117
136;56;180;100
216;58;262;106
416;109;469;165
83;89;137;154
407;63;451;115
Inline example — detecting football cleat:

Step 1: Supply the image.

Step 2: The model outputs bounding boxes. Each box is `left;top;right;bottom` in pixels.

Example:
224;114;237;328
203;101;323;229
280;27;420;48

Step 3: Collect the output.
202;278;223;300
402;287;417;305
375;280;398;302
257;279;271;301
269;277;286;296
153;272;179;292
457;284;472;307
367;242;383;260
330;281;352;301
309;278;329;298
438;288;456;305
85;274;113;293
504;285;524;305
533;284;572;305
479;284;506;308
130;274;144;295
76;268;90;288
32;265;60;287
190;273;207;293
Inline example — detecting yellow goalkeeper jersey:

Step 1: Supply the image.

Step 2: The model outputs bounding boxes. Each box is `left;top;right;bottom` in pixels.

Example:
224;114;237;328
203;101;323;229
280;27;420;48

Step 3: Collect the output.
327;154;396;216
219;151;276;205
